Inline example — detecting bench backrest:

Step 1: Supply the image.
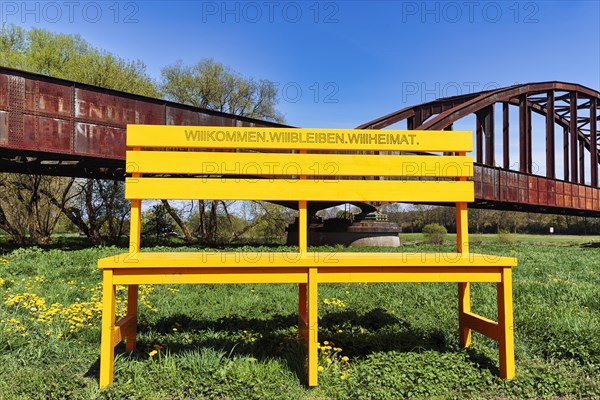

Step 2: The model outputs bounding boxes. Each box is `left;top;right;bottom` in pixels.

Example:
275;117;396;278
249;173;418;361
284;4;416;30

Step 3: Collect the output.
125;125;474;254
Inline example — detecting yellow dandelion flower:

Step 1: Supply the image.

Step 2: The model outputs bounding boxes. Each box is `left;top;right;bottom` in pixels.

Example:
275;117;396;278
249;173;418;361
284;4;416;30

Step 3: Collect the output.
340;373;348;380
149;350;157;357
326;358;332;364
317;366;324;372
341;356;349;362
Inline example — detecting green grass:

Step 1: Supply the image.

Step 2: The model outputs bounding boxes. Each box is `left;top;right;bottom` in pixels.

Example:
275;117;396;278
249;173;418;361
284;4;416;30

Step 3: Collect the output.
400;232;599;246
0;238;599;399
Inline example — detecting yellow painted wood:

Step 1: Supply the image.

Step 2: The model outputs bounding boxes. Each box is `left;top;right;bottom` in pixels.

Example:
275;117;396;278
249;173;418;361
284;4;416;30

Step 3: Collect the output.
127;125;472;152
455;151;469;254
125;286;138;352
498;268;515;379
99;270;116;388
299;201;308;253
125;178;475;203
125;195;141;353
317;269;501;283
112;314;136;344
99;252;516;269
456;202;469;253
127;151;474;177
110;268;501;285
461;311;499;341
307;267;319;387
458;282;472;347
112;269;308;285
298;283;307;338
98;127;518;387
129;199;141;254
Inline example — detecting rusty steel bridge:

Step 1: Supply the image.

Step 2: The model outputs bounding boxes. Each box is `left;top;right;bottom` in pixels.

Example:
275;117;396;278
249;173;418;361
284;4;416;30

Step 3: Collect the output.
0;67;598;217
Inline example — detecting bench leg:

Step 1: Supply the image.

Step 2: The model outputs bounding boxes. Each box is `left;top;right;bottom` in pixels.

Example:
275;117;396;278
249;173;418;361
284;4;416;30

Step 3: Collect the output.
298;283;307;339
307;268;319;386
99;270;116;388
497;268;515;379
458;282;472;348
125;285;138;352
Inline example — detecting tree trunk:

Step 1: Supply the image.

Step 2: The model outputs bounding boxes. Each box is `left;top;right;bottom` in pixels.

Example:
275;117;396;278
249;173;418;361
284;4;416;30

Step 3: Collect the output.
161;200;194;242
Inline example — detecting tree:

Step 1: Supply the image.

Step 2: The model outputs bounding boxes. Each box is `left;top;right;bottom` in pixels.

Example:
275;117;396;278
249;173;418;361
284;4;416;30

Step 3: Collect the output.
143;203;176;241
0;25;158;97
0;25;158;243
161;59;283;123
0;174;71;244
41;179;129;244
160;58;286;244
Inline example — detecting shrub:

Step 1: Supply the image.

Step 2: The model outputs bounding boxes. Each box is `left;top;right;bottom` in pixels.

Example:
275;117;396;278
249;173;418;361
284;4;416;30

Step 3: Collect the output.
422;223;447;244
497;229;516;245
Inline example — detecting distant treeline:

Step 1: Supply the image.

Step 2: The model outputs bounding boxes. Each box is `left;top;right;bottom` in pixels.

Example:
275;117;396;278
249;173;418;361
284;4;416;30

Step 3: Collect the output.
384;205;600;235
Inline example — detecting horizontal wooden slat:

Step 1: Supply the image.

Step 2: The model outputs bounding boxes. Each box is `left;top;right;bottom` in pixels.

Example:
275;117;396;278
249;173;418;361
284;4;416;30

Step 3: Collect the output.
113;315;135;344
127;125;472;152
318;269;501;283
99;252;517;269
110;269;502;284
113;269;307;285
461;311;499;340
127;151;473;177
125;177;474;202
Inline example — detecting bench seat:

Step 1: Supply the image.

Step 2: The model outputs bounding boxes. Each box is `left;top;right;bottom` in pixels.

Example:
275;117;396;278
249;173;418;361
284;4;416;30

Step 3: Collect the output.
100;252;517;269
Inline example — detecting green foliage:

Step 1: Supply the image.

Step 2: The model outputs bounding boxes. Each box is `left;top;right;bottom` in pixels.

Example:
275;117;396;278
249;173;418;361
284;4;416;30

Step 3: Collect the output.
161;59;284;122
421;223;447;244
0;24;158;97
142;203;177;240
497;229;516;245
241;202;296;243
336;210;355;221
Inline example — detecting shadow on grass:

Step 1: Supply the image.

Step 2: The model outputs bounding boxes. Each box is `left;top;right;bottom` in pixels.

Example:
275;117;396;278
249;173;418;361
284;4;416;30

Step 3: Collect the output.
580;241;600;248
85;308;498;384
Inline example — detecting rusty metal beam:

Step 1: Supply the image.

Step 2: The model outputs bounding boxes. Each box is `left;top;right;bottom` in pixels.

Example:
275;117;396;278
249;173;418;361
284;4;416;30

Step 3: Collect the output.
476;111;484;164
570;92;578;182
591;98;598;186
484;105;495;166
579;138;586;184
527;105;533;174
503;103;510;169
519;96;527;172
563;126;570;181
546;90;555;179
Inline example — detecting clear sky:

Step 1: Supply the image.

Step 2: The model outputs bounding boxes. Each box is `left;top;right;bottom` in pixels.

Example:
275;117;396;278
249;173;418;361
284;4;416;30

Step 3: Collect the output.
6;0;600;130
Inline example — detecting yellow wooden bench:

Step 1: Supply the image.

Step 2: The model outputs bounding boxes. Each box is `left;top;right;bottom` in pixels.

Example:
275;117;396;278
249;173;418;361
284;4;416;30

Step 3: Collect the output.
98;125;517;387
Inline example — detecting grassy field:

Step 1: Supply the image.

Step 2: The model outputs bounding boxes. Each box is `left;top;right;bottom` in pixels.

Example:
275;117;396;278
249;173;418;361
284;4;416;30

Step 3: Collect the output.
0;236;599;399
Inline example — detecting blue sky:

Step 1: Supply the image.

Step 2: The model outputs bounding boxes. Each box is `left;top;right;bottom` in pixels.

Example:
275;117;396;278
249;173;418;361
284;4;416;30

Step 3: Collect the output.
7;1;600;130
